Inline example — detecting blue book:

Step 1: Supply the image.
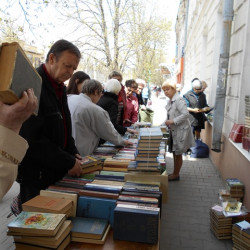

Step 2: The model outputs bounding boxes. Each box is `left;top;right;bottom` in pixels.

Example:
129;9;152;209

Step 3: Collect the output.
76;196;116;227
113;205;160;244
70;217;108;239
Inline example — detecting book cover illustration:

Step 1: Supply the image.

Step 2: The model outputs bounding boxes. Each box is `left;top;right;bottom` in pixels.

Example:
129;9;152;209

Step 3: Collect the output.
8;211;65;234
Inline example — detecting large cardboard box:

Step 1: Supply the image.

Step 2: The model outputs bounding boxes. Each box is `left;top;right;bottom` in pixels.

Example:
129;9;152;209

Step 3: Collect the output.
124;171;168;203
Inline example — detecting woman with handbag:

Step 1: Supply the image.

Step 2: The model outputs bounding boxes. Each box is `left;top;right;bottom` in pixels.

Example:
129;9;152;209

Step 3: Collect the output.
162;81;195;181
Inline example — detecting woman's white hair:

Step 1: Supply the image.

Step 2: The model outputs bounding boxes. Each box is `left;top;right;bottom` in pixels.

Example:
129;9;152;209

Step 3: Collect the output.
104;79;122;95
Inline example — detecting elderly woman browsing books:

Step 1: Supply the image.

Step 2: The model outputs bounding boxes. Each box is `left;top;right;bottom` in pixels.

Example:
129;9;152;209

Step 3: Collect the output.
162;81;194;181
68;79;133;156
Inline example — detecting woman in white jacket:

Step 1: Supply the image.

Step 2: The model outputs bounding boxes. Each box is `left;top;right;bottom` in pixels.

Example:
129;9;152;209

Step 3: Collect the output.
162;81;195;181
68;79;132;156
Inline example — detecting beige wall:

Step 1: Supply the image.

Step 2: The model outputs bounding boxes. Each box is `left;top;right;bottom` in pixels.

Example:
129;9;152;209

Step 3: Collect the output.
202;122;250;209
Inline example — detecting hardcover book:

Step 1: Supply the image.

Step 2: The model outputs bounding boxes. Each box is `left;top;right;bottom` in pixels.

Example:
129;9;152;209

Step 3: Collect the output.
81;155;103;168
113;205;160;244
70;217;108;239
81;163;103;174
0;42;42;114
71;224;110;244
22;195;73;215
76;196;117;226
11;220;72;248
7;211;66;236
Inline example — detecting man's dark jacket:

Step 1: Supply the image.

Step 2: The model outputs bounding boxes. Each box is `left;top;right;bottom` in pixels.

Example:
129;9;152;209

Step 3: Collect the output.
17;65;78;189
97;92;127;135
183;90;208;129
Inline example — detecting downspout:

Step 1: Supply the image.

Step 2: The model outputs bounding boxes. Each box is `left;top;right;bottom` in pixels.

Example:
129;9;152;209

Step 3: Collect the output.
212;0;234;152
182;0;190;84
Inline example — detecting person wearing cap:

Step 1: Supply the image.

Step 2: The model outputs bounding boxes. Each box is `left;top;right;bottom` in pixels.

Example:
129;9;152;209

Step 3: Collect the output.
183;78;209;140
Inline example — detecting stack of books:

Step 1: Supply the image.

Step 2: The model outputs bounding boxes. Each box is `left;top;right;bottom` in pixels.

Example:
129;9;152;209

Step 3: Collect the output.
132;127;164;172
7;211;71;249
102;158;130;172
70;217;110;244
210;204;250;240
22;195;73;218
49;175;93;193
232;220;250;250
226;178;245;201
210;206;233;239
113;203;160;244
80;155;103;174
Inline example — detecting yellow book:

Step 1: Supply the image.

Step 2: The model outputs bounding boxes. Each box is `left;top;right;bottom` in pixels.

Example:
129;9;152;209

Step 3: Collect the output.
0;42;42;113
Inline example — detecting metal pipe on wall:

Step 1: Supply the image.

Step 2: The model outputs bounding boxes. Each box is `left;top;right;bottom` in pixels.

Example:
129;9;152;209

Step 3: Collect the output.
212;0;234;152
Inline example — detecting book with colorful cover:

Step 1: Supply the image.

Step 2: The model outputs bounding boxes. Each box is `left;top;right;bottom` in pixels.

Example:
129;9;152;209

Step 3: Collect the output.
8;211;66;236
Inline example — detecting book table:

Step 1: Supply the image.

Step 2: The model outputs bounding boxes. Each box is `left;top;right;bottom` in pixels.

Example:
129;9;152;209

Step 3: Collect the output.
67;229;159;250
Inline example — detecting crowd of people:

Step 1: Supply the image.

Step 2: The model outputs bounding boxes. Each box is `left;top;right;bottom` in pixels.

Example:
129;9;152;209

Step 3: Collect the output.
0;39;210;212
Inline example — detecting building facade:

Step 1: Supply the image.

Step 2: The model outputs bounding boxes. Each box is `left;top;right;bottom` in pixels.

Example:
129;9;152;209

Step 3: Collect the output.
175;0;250;208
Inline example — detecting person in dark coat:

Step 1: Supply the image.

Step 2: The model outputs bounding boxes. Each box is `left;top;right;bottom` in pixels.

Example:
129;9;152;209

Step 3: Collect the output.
16;40;83;205
97;79;137;136
183;78;209;140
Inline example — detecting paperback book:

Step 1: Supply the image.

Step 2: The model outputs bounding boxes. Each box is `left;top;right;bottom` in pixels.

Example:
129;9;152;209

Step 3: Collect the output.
8;211;66;236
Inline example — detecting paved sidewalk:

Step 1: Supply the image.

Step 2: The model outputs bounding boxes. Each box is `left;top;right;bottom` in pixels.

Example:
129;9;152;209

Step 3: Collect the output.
160;154;233;250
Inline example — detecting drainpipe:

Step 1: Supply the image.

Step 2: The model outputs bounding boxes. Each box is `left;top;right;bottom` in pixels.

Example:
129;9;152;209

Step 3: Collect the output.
212;0;234;152
182;0;190;84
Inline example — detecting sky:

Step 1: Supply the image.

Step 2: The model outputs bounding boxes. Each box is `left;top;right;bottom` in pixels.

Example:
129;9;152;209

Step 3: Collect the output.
1;0;180;62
